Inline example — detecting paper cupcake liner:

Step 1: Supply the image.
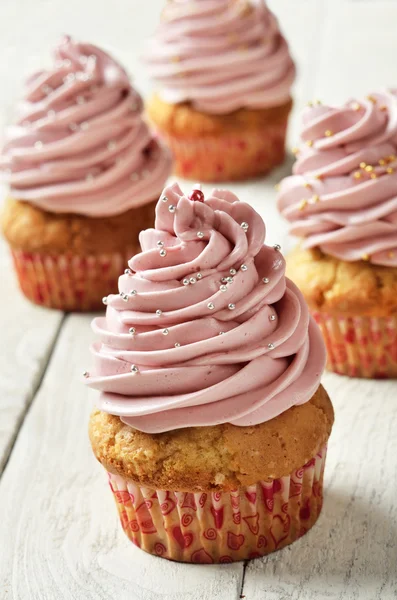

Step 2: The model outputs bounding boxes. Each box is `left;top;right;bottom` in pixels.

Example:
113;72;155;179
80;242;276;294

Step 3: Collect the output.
11;248;135;312
313;311;397;378
107;446;327;563
158;120;288;182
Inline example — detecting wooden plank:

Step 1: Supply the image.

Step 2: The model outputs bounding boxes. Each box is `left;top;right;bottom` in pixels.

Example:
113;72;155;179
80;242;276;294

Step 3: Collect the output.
242;374;397;600
0;237;63;474
0;315;244;600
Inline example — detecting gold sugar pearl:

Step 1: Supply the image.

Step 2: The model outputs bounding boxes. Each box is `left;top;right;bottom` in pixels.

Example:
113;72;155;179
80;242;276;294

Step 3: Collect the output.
299;199;308;210
389;252;395;258
359;162;367;169
353;171;362;180
380;105;388;112
310;194;320;204
274;183;280;191
361;253;370;261
367;95;377;104
324;130;333;137
314;100;322;105
389;154;396;161
292;147;300;155
370;173;377;179
306;101;313;107
314;174;323;180
303;182;312;189
365;165;373;172
352;102;361;111
171;56;181;63
379;159;386;166
387;167;394;174
306;140;314;147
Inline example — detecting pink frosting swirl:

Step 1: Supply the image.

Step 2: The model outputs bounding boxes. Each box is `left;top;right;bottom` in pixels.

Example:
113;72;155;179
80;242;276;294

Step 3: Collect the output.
85;183;325;433
144;0;295;114
0;36;172;217
277;90;397;266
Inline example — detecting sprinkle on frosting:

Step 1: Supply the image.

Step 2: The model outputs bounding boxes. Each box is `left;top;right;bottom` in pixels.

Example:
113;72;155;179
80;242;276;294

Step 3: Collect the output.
85;183;325;433
144;0;295;114
0;36;172;217
277;90;397;267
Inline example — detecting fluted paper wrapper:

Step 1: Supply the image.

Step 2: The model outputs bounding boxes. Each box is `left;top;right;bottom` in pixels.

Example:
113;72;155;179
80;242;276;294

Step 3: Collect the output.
107;446;327;563
158;120;288;182
313;311;397;378
11;248;135;312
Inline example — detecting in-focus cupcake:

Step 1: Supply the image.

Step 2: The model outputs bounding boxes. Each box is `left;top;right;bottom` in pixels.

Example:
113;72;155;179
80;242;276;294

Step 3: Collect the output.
0;36;172;311
144;0;295;182
85;183;333;563
278;91;397;378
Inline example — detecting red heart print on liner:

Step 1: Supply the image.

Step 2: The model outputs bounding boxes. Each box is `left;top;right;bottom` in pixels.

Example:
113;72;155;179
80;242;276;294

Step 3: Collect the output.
227;531;245;551
181;493;197;511
270;514;291;549
242;513;259;535
245;491;257;504
191;548;214;564
210;506;224;529
172;526;193;549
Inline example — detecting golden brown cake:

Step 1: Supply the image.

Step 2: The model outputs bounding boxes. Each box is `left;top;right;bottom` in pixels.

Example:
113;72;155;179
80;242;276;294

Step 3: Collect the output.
89;385;333;493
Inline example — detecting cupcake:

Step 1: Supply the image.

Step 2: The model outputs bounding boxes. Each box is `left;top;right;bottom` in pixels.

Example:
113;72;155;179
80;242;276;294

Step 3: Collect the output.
144;0;295;182
0;36;172;311
277;91;397;378
85;182;334;563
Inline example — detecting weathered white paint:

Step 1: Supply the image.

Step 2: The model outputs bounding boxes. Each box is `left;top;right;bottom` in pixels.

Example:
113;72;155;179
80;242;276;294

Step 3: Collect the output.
1;1;397;598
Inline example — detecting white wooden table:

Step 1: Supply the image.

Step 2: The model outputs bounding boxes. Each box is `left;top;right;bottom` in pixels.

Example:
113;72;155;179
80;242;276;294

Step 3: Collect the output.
0;1;396;598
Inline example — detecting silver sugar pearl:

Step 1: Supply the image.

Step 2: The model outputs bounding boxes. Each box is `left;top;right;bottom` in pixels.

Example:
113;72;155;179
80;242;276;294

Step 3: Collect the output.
220;285;228;292
122;293;129;302
129;327;136;335
130;365;139;373
160;249;167;257
175;342;181;348
221;277;228;283
183;278;190;286
263;277;270;284
129;290;137;296
207;302;215;310
240;264;248;271
162;328;169;335
34;141;43;149
156;309;162;316
269;315;276;321
226;277;233;283
157;240;164;247
197;231;204;239
228;303;236;310
219;331;225;336
273;244;281;251
161;195;168;203
230;269;237;276
240;222;249;232
196;272;203;279
80;121;89;130
124;268;132;275
168;204;176;213
83;370;89;378
189;277;197;284
268;343;275;350
102;296;108;305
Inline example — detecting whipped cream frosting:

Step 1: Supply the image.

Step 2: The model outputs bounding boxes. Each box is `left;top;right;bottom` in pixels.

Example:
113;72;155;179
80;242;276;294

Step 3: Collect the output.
144;0;295;114
277;90;397;266
1;36;172;217
85;183;325;433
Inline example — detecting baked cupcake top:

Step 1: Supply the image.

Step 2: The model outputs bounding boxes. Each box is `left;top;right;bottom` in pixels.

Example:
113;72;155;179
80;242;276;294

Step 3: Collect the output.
277;90;397;266
85;183;325;433
144;0;295;114
0;36;172;217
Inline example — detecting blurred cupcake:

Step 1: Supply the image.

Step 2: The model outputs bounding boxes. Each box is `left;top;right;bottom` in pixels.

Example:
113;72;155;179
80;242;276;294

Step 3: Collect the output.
277;91;397;378
85;183;333;563
1;36;172;311
144;0;295;182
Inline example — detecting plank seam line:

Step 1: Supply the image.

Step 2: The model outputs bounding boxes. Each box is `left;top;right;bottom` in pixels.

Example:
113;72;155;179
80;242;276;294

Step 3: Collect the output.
0;312;66;478
239;559;249;598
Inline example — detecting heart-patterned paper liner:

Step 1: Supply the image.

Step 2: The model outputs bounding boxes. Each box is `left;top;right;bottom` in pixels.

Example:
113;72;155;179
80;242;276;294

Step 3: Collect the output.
11;248;135;312
107;446;327;563
313;311;397;379
156;119;288;182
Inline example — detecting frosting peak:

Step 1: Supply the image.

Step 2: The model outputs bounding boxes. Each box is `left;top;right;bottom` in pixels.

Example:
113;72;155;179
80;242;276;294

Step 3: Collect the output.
144;0;295;114
85;183;325;433
277;91;397;266
1;36;172;216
